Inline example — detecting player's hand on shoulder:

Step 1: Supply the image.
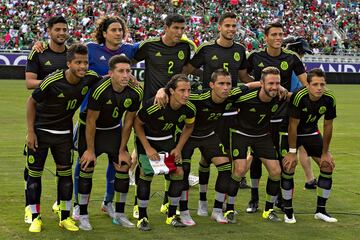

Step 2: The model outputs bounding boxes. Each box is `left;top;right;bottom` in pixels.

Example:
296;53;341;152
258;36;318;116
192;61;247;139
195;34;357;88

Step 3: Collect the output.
129;73;140;87
32;41;47;53
154;88;168;108
278;86;289;100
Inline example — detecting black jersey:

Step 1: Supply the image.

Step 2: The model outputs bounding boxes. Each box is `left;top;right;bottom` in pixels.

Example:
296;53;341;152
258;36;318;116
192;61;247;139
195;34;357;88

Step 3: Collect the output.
80;77;143;128
289;87;336;134
32;70;100;131
189;85;248;137
137;98;196;137
190;40;247;88
26;45;67;80
234;88;284;136
134;37;193;100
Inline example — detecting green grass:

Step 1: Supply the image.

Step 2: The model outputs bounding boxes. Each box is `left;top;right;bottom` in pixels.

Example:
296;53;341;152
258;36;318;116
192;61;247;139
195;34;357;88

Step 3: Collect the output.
0;80;359;240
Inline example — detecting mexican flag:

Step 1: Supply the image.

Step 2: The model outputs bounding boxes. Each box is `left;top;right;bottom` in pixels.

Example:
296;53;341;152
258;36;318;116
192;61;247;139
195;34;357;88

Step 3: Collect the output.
139;152;177;176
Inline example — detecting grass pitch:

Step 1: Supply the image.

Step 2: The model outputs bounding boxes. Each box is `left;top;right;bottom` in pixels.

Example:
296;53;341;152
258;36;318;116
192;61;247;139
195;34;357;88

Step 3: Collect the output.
0;80;359;240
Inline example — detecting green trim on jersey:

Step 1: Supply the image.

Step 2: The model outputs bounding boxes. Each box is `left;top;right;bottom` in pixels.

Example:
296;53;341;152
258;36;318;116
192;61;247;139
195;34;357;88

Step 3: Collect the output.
195;40;215;54
92;79;111;100
185;101;196;113
39;70;63;91
86;70;99;77
128;84;144;101
247;48;265;58
282;48;301;60
236;91;257;103
324;90;336;106
189;91;211;101
293;88;309;107
139;37;161;49
180;37;197;51
28;44;49;60
146;104;160;115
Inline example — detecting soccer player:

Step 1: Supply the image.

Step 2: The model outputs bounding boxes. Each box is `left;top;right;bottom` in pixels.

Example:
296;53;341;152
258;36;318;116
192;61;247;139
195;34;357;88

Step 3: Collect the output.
182;12;253;215
246;22;307;213
25;43;100;232
134;74;195;231
229;67;287;223
23;16;69;223
132;13;196;218
281;68;337;223
76;55;142;230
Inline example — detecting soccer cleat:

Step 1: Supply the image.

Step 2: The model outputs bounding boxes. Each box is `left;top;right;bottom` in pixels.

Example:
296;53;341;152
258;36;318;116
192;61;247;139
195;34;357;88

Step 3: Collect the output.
24;206;32;224
160;203;169;214
79;215;93;231
239;177;251;189
166;215;187;227
101;202;115;218
137;217;151;231
113;213;135;228
224;210;237;224
188;174;199;187
72;205;80;221
246;199;259;213
52;201;60;214
180;210;196;226
197;200;208;216
59;217;79;231
314;212;338;223
304;179;317;190
28;216;42;233
211;209;228;224
133;205;139;219
284;214;297;224
262;209;282;222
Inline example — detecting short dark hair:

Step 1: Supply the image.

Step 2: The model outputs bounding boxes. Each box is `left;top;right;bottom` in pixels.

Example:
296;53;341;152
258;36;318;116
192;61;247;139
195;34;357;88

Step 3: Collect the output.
47;16;67;29
264;22;283;35
165;13;185;27
210;68;231;83
67;43;88;62
307;68;326;83
165;74;189;96
260;66;280;81
94;16;126;44
108;54;131;71
219;12;236;24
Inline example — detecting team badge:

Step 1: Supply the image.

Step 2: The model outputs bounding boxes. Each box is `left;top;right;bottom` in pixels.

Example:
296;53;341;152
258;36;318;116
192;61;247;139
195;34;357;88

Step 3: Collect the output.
28;155;35;164
233;52;240;62
271;104;278;112
233;149;239;157
280;61;288;70
319;106;327;114
178;114;186;123
178;50;185;60
225;103;232;111
124;98;132;108
81;86;89;95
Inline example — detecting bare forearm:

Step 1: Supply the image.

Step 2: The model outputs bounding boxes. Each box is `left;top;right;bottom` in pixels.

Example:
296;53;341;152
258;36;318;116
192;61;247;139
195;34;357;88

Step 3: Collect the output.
322;121;333;153
120;112;136;151
85;121;96;152
26;97;36;133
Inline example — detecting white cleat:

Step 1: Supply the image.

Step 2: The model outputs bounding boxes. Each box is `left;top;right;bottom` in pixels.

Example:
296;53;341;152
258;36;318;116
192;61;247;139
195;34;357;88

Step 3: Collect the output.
188;174;199;187
24;206;32;224
113;213;135;228
79;215;93;231
101;202;115;218
197;200;208;217
284;214;297;224
72;205;80;221
314;212;338;223
211;209;228;224
180;210;196;226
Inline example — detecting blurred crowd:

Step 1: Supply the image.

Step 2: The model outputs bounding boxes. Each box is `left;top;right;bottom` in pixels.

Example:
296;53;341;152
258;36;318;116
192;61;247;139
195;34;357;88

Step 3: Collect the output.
0;0;359;55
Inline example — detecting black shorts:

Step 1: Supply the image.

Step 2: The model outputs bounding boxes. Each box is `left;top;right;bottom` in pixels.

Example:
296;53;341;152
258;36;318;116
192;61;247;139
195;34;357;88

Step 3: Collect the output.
77;122;121;163
182;133;228;164
27;129;73;170
230;129;277;160
215;113;239;150
279;132;323;158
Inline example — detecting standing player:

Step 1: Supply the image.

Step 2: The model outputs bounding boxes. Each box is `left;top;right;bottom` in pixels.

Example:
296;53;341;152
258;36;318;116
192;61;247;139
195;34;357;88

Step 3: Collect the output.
76;55;142;230
182;12;253;215
228;67;286;223
25;44;100;232
281;68;337;223
23;16;69;223
132;13;196;218
246;22;307;213
134;74;195;231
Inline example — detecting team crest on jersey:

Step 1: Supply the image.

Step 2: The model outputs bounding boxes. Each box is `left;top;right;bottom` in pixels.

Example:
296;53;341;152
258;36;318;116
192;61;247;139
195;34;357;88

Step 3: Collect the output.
233;52;240;62
280;61;288;70
178;114;186;123
124;98;132;108
81;86;89;95
233;149;239;157
28;155;35;164
178;50;185;60
225;103;232;111
271;104;278;112
319;106;327;114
